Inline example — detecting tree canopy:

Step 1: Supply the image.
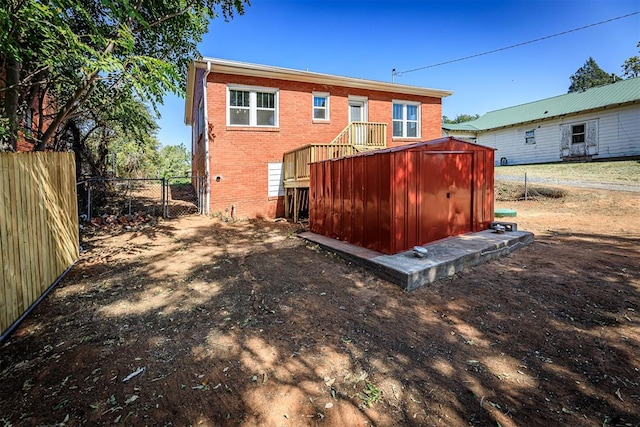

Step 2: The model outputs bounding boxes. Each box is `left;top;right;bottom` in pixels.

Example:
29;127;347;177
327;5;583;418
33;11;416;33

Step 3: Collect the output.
621;41;640;79
568;57;614;93
0;0;247;152
443;114;480;124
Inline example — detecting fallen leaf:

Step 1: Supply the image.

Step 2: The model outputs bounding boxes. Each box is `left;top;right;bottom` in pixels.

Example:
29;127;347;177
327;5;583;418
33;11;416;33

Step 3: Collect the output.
615;388;623;401
124;395;138;404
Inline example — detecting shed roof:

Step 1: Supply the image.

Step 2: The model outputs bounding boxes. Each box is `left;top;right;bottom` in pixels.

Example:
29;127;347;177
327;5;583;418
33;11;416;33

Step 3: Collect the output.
317;137;494;164
185;58;453;124
443;77;640;132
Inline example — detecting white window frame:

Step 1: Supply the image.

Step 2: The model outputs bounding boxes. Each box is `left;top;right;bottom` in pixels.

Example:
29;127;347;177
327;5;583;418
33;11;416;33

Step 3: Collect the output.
312;92;330;121
392;100;421;138
571;123;586;144
227;85;279;128
525;129;535;144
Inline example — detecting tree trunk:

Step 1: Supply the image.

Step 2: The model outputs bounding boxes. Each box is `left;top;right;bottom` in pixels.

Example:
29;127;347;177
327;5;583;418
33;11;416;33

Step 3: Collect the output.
4;57;20;151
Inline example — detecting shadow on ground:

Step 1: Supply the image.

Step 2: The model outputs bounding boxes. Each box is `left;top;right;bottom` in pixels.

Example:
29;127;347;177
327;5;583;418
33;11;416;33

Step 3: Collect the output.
1;218;639;426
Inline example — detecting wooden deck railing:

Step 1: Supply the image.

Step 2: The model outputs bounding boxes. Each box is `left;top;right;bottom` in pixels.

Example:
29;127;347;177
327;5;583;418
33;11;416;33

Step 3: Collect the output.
330;122;387;148
283;144;358;185
283;122;388;188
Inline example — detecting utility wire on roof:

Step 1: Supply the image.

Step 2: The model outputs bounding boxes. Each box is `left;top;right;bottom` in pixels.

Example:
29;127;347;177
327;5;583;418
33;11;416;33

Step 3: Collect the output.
393;11;640;79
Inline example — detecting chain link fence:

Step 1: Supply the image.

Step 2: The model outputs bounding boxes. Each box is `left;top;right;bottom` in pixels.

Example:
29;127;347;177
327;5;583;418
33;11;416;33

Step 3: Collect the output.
77;175;203;221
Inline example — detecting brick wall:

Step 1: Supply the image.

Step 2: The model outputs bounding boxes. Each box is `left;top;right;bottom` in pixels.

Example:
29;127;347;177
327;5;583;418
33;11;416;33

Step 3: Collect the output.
202;72;443;218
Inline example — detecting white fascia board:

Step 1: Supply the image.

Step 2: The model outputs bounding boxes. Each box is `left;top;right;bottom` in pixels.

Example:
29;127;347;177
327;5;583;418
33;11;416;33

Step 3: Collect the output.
192;57;453;99
184;62;196;125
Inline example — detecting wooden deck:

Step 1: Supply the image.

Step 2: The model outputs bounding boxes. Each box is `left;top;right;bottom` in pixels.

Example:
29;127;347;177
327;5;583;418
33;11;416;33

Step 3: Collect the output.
283;122;387;188
282;122;387;220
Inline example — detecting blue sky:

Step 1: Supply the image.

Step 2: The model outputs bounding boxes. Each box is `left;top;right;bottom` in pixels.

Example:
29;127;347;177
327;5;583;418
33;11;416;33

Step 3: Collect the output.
156;0;640;147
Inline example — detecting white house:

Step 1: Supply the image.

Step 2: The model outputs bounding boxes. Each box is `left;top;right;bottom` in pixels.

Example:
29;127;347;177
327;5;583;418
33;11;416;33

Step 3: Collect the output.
443;78;640;165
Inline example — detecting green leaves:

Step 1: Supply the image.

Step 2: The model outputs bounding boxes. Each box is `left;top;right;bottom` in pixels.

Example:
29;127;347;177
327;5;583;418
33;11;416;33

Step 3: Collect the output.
1;0;249;151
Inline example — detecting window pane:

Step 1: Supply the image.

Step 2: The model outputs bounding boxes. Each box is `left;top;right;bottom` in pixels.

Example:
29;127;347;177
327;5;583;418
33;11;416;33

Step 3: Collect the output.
257;110;275;126
392;104;403;120
314;96;326;107
313;108;326;119
230;108;249;125
230;90;249;107
392;120;403;137
407;105;417;121
257;92;274;108
407;122;417;137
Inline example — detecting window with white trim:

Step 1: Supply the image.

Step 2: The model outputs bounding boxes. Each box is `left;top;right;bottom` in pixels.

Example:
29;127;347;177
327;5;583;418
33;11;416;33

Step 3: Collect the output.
392;101;420;138
312;92;329;120
525;129;535;144
227;86;278;127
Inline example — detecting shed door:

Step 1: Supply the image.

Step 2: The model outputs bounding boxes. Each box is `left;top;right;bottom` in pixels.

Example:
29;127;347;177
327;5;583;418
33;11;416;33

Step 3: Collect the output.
417;152;472;244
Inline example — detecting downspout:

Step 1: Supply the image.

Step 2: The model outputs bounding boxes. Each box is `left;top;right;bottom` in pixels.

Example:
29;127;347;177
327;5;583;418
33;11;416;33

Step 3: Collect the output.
203;61;212;215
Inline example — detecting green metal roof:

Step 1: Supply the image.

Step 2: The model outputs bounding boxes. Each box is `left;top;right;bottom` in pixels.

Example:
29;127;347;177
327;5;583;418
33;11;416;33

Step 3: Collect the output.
443;77;640;132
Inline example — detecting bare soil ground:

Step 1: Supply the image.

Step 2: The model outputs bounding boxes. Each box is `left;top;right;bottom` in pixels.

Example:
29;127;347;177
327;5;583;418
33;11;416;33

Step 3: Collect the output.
1;183;639;426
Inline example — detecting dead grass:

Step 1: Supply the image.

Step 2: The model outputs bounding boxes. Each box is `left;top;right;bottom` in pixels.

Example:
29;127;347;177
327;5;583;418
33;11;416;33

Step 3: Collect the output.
495;180;568;201
496;159;640;184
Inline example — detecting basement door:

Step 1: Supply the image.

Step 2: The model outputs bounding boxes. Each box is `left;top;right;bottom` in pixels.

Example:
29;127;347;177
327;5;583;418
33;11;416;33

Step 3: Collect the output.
417;152;473;244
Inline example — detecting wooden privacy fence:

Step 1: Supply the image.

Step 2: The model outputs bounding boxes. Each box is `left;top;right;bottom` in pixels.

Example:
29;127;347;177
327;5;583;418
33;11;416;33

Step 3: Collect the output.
0;152;79;339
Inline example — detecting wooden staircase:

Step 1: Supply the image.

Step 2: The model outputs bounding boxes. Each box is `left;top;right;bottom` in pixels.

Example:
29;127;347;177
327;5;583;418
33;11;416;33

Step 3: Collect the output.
282;122;387;221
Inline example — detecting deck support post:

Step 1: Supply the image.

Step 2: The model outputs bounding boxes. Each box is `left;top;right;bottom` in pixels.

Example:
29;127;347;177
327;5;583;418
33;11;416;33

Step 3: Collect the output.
293;188;299;223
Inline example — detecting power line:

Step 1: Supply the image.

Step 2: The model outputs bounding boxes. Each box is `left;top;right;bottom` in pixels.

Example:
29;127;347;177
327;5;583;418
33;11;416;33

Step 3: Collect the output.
393;11;640;78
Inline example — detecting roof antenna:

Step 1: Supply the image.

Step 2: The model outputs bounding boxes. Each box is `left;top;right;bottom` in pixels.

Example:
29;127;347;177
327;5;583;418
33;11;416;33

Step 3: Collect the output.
392;68;396;83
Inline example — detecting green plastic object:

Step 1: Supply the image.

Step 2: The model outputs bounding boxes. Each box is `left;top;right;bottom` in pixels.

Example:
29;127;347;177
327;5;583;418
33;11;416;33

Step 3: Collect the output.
495;208;517;218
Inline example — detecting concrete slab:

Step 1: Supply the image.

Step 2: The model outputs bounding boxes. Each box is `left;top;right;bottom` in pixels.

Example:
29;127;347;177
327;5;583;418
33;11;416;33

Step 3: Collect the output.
300;230;534;291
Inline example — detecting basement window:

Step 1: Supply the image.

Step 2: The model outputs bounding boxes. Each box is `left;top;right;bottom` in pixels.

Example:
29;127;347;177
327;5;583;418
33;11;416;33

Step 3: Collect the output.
525;129;535;144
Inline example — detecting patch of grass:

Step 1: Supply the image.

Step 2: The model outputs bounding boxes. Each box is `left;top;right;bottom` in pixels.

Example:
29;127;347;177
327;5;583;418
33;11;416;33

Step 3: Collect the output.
495;160;640;184
495;181;568;201
357;381;382;408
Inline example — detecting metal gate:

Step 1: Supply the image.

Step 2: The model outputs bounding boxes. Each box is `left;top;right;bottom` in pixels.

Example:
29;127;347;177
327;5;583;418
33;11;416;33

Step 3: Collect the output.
164;176;200;218
77;176;202;220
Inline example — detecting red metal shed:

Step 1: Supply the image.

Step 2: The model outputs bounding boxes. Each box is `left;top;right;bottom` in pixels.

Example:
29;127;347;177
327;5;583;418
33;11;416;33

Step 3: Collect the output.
309;137;495;254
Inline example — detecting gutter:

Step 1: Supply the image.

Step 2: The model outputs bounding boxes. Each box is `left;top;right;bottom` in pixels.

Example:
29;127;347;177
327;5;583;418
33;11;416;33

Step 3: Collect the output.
203;62;211;216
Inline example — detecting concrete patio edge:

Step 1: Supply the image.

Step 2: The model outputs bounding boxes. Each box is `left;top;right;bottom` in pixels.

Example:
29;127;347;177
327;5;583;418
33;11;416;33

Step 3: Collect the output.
299;230;535;291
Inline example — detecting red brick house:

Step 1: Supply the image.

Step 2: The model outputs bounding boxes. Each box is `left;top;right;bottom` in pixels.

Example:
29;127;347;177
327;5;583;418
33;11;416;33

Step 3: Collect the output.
184;58;452;219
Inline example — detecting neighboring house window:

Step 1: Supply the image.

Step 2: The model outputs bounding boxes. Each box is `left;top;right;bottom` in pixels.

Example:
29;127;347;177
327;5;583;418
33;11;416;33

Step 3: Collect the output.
228;86;278;127
392;101;420;138
197;98;204;137
525;129;536;144
571;124;585;144
313;92;329;120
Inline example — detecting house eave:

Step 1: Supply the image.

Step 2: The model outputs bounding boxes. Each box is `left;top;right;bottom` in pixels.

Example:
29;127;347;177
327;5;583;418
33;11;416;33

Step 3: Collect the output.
471;100;640;133
184;62;196;125
194;57;453;99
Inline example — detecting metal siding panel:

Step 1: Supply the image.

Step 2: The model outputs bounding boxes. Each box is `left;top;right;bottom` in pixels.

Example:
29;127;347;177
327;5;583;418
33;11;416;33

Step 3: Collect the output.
363;155;379;251
447;153;473;237
418;153;450;244
391;152;407;254
309;164;320;233
406;151;420;249
378;153;392;254
322;162;333;237
331;160;342;239
342;158;353;242
352;156;365;247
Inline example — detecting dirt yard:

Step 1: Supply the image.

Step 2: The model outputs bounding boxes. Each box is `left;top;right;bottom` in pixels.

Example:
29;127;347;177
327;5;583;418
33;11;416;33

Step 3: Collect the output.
1;183;639;426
